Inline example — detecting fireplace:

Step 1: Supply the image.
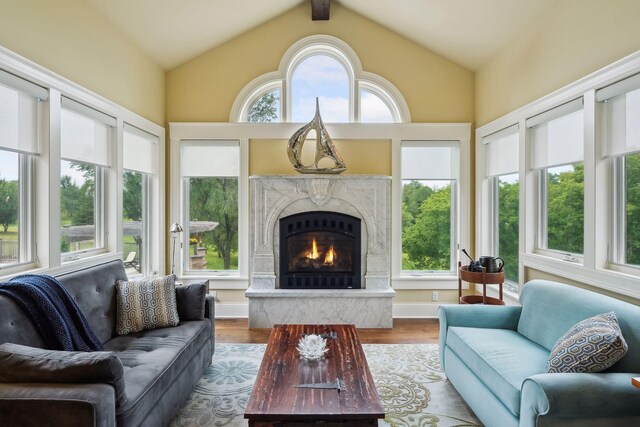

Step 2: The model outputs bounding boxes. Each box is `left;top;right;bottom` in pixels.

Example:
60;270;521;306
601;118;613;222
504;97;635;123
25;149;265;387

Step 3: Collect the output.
279;211;361;289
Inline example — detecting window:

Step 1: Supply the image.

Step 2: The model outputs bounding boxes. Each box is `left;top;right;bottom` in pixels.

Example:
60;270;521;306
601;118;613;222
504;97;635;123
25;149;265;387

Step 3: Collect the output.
598;75;640;269
291;55;349;123
528;99;584;258
60;98;114;260
232;36;408;123
121;124;159;276
181;141;240;273
0;70;43;269
401;143;458;273
360;89;394;123
247;89;280;123
483;125;520;288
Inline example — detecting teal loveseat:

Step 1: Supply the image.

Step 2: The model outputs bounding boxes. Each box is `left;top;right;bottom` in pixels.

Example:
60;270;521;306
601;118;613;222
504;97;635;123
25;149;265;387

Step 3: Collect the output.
439;280;640;426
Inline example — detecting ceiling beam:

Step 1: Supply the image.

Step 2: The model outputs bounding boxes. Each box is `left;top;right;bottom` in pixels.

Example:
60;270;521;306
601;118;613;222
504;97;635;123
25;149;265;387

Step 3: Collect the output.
311;0;330;21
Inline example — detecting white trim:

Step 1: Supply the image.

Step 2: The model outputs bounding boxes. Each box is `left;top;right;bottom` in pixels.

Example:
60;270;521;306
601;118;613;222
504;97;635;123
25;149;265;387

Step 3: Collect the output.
214;303;249;319
392;303;440;318
229;35;410;123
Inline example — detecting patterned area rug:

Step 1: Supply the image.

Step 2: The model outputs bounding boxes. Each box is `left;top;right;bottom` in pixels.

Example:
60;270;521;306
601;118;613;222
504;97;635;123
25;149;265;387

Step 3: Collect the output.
171;343;481;427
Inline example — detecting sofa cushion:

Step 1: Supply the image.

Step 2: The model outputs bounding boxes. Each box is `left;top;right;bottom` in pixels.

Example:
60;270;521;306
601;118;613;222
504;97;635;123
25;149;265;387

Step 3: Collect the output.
115;275;180;335
0;342;127;407
446;326;549;416
546;312;628;373
104;320;210;426
55;259;128;344
175;282;208;321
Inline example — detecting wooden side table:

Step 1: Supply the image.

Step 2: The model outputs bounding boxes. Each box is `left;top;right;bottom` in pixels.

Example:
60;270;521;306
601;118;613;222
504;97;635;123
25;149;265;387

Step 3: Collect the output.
458;261;505;305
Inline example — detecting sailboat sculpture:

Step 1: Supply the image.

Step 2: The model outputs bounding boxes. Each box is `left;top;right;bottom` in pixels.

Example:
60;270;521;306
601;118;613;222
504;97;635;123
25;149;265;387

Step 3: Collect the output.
287;98;347;174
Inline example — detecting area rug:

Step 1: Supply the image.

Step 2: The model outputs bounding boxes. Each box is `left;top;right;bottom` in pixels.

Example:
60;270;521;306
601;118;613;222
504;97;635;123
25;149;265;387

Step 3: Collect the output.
171;343;481;427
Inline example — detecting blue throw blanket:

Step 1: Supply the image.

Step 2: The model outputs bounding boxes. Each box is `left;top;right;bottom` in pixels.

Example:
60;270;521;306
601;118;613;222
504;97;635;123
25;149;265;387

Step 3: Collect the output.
0;274;103;351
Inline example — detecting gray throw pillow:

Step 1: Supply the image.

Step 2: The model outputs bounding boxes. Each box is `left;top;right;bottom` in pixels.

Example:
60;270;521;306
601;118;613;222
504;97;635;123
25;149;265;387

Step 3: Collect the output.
546;311;628;373
0;342;127;407
175;281;208;321
115;275;180;336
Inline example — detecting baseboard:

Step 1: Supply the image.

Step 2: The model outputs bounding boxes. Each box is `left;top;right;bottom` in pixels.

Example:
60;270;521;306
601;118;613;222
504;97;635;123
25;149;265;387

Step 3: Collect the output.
215;303;249;318
392;303;440;318
214;302;441;319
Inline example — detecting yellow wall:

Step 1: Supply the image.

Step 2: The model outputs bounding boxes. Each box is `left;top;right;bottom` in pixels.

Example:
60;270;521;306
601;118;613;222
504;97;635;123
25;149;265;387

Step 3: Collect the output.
166;2;474;124
0;0;165;124
249;139;391;176
475;0;640;126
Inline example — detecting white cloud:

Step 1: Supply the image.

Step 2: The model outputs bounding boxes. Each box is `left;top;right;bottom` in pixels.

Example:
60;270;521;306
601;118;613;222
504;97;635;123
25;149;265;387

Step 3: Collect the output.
361;91;394;123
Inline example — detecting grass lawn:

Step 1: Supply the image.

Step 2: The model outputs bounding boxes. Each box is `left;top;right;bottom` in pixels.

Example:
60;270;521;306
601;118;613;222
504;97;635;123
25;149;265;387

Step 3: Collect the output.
204;248;238;270
0;224;18;240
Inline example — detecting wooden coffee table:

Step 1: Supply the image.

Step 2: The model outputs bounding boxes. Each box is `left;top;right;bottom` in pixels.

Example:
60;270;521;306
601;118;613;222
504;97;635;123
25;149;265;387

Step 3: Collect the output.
244;324;385;426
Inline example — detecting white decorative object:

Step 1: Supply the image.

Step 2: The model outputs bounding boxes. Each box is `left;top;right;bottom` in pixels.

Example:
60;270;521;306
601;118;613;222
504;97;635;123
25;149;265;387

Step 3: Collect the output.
297;334;328;361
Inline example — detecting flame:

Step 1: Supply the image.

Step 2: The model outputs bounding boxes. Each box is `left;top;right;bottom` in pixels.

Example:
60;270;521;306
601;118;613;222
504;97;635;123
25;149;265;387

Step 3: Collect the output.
307;238;319;259
324;245;336;265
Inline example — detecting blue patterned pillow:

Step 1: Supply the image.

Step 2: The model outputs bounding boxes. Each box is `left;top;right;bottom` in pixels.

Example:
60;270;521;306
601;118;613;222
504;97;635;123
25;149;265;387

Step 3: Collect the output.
115;275;180;335
546;312;628;373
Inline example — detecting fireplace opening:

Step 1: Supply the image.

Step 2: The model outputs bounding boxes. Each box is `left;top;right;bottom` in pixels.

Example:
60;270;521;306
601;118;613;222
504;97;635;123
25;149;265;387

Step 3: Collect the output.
279;211;361;289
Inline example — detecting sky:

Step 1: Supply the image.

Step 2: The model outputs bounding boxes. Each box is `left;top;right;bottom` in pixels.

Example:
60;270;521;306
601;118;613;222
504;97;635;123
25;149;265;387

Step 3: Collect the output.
290;55;393;123
0;151;18;180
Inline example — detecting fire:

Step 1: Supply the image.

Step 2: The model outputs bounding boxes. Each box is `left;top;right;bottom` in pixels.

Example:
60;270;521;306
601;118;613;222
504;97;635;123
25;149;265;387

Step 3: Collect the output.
307;238;319;259
324;245;336;265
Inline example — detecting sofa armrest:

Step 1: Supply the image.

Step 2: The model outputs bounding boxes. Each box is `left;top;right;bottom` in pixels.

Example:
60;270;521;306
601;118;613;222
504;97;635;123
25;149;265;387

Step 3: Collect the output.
438;304;522;370
205;294;215;353
0;382;115;427
520;372;640;427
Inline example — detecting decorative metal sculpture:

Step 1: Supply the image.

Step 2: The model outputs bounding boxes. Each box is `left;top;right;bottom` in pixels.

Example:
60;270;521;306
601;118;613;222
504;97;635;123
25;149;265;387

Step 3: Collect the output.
287;98;346;174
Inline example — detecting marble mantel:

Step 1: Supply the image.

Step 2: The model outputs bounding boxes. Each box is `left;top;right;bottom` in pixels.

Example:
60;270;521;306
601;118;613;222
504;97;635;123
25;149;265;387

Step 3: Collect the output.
246;175;395;328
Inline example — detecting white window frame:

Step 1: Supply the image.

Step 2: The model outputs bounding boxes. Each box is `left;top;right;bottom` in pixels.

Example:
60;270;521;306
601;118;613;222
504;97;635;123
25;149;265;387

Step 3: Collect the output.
0;46;165;280
397;141;459;276
476;49;640;301
170;133;249;286
230;35;410;123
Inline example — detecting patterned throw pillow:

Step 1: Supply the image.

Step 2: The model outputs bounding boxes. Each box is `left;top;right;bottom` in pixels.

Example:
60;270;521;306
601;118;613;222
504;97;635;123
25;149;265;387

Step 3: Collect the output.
115;275;180;335
546;311;628;373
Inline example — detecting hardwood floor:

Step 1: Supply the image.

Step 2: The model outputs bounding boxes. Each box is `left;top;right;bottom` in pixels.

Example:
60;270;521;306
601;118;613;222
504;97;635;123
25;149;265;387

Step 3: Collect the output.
215;318;440;344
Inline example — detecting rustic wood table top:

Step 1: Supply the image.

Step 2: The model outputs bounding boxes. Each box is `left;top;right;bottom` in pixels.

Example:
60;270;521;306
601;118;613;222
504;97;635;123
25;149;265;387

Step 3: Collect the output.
244;324;385;424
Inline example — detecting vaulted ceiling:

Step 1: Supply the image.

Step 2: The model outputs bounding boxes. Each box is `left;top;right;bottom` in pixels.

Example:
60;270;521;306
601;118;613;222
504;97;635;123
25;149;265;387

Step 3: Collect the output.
85;0;557;71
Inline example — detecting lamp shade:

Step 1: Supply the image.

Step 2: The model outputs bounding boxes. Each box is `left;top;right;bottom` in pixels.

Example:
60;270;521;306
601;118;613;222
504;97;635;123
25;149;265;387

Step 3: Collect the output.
170;223;183;233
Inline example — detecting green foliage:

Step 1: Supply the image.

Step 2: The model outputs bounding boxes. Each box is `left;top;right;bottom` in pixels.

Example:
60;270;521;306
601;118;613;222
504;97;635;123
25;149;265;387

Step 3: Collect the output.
189;177;239;270
247;92;279;123
402;183;451;270
547;164;584;254
626;154;640;265
61;162;95;226
123;171;142;221
0;179;18;233
497;178;519;282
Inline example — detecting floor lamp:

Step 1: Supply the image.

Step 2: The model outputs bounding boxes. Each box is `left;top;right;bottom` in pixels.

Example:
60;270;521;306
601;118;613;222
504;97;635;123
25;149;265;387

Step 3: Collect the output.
170;222;183;275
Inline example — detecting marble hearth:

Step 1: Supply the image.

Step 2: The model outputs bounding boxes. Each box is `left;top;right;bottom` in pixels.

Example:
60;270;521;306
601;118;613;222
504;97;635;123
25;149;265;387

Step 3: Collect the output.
246;175;395;328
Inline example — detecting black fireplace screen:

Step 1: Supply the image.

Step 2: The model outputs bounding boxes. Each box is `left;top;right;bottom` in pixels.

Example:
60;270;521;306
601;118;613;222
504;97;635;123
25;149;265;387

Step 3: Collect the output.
279;211;361;289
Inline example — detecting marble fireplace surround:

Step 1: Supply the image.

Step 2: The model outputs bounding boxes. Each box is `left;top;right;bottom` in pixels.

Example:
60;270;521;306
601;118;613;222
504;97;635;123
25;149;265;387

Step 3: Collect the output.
246;175;395;328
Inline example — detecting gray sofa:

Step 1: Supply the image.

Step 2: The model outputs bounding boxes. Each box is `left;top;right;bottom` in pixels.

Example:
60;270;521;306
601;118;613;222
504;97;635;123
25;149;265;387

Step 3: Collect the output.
0;259;215;427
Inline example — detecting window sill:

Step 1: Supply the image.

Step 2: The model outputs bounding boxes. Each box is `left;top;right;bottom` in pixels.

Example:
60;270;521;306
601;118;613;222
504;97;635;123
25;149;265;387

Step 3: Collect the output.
178;274;249;290
521;253;640;300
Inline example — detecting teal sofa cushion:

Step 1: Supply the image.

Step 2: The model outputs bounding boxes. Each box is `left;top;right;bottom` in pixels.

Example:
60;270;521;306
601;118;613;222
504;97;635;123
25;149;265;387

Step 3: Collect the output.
447;326;549;416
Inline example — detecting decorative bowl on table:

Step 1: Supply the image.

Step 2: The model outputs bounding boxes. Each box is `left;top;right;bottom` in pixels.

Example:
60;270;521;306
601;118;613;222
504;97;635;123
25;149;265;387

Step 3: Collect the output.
297;334;328;361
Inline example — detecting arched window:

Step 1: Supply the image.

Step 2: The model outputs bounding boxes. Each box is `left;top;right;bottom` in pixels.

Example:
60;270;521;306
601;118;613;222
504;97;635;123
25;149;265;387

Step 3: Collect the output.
232;35;409;123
